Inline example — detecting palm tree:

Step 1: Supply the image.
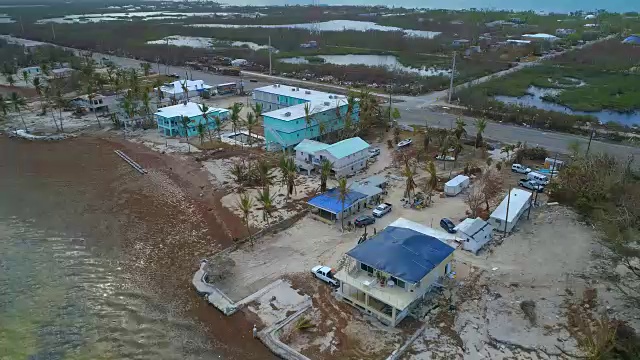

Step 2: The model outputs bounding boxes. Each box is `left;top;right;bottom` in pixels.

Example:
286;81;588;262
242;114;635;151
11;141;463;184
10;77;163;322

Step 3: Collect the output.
255;187;276;227
245;112;257;145
454;118;467;140
422;127;431;152
320;159;332;192
122;90;137;122
475;118;487;148
452;137;464;161
285;158;297;198
40;63;50;77
198;103;214;142
141;90;152;126
86;85;102;128
21;70;30;86
501;144;516;161
236;192;254;245
180;80;189;102
180;115;192;153
197;122;206;146
139;62;152;76
318;121;327;141
54;88;65;132
32;77;45;114
256;157;274;190
228;102;243;134
303;102;313;138
402;162;417;202
251;102;263;123
336;177;350;231
10;92;28;131
6;74;15;87
426;161;438;190
213;116;223;140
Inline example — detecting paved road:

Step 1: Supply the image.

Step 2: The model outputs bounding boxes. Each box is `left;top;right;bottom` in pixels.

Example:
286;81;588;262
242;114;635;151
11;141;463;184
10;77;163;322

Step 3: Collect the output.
6;36;636;162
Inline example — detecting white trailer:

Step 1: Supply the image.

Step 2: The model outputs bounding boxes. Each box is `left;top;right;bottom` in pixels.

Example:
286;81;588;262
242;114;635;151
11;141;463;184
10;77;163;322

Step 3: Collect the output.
454;218;494;254
444;175;470;196
488;188;532;233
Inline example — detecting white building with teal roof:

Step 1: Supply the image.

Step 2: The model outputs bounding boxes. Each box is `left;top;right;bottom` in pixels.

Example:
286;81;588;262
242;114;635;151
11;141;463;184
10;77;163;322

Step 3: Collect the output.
253;84;359;151
154;101;229;137
294;137;370;178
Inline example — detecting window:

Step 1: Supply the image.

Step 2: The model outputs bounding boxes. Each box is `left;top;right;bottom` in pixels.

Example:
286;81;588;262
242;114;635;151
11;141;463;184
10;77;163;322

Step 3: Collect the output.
297;133;300;138
360;263;374;274
390;276;406;289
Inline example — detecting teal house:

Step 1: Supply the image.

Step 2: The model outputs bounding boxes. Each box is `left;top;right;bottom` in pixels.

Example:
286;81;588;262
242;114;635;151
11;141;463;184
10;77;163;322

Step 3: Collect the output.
154;102;230;137
253;85;359;151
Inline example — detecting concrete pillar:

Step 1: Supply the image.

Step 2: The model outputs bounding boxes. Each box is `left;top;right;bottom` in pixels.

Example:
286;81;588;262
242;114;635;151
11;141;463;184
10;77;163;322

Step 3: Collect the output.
365;293;369;306
391;307;397;327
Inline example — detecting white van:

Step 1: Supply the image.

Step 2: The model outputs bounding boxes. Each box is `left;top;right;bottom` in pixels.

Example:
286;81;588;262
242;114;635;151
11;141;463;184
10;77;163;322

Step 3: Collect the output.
527;171;549;185
511;164;532;174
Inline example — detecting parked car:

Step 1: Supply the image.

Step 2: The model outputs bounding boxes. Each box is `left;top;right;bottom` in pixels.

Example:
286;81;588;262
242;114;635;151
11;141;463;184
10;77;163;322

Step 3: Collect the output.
368;148;381;158
249;78;258;82
311;265;339;287
511;164;532;174
372;203;393;218
527;171;550;185
440;218;457;234
397;139;413;148
519;179;545;193
354;215;376;227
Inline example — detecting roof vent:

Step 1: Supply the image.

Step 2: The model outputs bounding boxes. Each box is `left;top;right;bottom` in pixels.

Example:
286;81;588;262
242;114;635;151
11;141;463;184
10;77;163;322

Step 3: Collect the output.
324;101;330;106
284;111;291;117
291;88;296;91
273;84;277;87
305;90;311;94
183;100;188;106
296;87;299;91
328;95;333;99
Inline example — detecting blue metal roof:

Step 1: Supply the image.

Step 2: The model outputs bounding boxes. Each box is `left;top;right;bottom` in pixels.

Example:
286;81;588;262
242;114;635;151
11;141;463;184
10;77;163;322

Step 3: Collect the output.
307;188;367;214
623;35;640;44
346;226;455;283
325;137;369;159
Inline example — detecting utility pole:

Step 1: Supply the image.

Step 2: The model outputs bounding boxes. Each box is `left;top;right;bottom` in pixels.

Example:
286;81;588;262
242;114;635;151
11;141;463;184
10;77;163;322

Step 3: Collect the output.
19;16;24;34
447;51;457;104
268;36;272;76
586;129;595;156
503;189;511;238
51;23;56;40
388;92;392;124
549;152;558;182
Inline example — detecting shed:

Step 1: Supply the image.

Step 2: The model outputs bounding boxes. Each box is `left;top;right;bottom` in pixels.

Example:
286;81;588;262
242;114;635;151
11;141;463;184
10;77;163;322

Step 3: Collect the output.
444;175;470;196
488;188;532;233
544;157;564;170
454;218;493;254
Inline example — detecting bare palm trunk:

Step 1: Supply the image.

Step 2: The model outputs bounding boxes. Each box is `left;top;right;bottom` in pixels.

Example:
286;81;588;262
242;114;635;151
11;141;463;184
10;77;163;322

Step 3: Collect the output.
94;110;102;128
18;110;27;131
50;109;60;132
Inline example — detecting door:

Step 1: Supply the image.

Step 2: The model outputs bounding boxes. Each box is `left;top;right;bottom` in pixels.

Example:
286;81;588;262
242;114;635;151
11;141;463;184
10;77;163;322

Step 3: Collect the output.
445;263;451;274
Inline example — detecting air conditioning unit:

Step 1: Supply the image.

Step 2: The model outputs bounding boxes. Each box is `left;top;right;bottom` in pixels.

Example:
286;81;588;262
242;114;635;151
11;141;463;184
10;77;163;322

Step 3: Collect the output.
291;88;296;91
305;90;311;94
328;95;333;99
284;111;291;117
324;101;330;106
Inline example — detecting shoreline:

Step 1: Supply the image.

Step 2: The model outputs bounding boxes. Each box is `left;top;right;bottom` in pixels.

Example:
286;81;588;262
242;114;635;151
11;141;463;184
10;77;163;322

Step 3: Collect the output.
0;134;276;359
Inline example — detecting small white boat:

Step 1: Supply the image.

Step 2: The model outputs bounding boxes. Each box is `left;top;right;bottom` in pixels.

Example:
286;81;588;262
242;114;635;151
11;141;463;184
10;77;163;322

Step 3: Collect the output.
397;138;413;148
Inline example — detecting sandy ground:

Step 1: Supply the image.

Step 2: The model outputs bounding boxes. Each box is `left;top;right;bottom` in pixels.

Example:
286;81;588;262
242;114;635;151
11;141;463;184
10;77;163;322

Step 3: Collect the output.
221;170;318;230
127;128;200;154
1;99;105;133
213;216;356;301
403;205;639;360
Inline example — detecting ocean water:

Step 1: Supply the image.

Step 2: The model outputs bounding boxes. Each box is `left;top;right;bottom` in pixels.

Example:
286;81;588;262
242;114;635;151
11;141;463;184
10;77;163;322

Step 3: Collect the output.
0;137;222;360
220;0;639;13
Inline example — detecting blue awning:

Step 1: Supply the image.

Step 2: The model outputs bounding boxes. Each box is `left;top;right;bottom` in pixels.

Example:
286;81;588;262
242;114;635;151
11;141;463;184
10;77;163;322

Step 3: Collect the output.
307;188;367;214
346;226;455;283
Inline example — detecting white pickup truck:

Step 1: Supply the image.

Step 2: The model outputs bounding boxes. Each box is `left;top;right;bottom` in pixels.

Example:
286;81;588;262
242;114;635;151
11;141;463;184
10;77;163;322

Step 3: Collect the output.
372;202;393;218
311;265;339;287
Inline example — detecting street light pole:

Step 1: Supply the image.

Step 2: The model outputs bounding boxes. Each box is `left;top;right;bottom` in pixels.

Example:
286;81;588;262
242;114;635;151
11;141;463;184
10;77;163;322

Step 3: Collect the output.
447;51;457;104
503;189;511;238
268;36;272;76
586;129;595;156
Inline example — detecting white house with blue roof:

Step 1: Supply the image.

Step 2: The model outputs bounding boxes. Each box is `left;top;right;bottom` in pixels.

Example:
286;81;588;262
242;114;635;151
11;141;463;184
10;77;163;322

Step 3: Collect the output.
253;84;359;151
335;218;457;326
294;137;370;177
307;187;369;223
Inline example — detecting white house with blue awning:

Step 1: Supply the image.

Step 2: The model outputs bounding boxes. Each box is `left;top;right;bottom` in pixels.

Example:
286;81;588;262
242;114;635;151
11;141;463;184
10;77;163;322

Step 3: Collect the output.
335;218;456;326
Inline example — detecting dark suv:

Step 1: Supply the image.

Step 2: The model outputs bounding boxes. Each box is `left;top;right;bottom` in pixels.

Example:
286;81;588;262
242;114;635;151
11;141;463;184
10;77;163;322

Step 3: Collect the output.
354;215;376;227
440;218;457;234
